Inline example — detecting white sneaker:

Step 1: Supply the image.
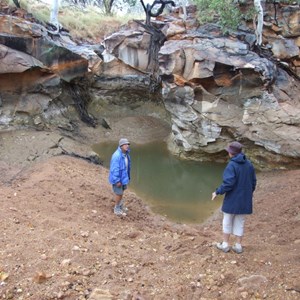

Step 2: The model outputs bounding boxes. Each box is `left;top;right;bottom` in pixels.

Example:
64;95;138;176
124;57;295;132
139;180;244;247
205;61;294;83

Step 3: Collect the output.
114;206;127;216
216;242;231;253
120;205;128;213
120;200;128;213
232;244;243;254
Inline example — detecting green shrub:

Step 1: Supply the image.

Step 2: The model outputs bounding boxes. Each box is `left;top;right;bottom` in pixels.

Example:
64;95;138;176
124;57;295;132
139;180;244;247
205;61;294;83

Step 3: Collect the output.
194;0;299;33
194;0;242;32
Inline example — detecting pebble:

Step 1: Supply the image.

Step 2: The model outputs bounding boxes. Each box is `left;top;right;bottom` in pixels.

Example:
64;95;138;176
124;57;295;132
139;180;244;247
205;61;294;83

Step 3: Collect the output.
88;288;114;299
72;246;80;251
241;291;249;298
80;231;89;237
61;259;71;266
41;254;47;260
33;271;47;283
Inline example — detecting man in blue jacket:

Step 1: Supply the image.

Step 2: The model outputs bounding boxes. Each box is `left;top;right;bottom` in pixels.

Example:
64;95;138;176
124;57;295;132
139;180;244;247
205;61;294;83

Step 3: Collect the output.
212;141;256;254
109;138;131;216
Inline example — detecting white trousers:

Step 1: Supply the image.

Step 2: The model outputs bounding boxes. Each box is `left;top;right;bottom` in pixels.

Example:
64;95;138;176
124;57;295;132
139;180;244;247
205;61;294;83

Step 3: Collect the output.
222;213;246;237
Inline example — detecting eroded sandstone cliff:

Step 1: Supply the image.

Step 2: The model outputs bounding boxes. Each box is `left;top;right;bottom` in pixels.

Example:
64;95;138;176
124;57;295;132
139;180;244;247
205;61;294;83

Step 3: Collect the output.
0;2;299;169
101;4;300;169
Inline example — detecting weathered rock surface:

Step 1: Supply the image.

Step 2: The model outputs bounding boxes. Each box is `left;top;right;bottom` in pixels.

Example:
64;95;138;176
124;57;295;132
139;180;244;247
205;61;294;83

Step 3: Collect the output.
0;8;165;130
101;3;300;169
0;12;100;128
0;2;299;169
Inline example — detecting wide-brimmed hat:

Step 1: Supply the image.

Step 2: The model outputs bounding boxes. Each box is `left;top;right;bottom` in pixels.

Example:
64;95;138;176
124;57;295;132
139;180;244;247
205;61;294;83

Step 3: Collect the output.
119;138;130;147
225;141;243;155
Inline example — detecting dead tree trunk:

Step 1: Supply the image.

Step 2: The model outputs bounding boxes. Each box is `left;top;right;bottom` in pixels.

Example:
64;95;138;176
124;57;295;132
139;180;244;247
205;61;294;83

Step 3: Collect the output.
137;0;175;92
254;0;263;45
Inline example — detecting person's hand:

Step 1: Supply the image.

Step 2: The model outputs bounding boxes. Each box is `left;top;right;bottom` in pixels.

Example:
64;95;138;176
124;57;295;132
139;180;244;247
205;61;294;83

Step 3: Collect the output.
116;182;122;187
211;192;217;201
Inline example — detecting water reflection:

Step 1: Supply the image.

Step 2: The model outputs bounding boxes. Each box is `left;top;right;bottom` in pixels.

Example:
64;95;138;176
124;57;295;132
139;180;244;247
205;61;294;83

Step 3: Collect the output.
93;141;225;223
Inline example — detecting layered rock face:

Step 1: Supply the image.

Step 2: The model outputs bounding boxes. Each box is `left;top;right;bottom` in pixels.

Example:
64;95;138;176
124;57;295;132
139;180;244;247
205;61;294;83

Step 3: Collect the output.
0;12;99;128
88;20;169;123
0;10;167;130
102;4;300;169
1;3;299;169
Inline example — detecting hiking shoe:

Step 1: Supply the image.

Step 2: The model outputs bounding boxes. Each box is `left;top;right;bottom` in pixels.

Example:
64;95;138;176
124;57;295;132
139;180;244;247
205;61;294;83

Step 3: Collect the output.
216;242;231;253
120;200;128;213
114;206;127;216
120;205;128;213
232;244;243;254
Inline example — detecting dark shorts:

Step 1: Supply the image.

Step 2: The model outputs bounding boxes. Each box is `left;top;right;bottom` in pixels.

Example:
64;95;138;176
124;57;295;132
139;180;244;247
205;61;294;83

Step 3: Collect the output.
112;184;127;195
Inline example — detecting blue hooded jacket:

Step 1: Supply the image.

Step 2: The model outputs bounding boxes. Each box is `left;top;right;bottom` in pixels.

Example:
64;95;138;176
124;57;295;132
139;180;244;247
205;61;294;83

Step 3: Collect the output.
216;153;256;214
109;147;131;185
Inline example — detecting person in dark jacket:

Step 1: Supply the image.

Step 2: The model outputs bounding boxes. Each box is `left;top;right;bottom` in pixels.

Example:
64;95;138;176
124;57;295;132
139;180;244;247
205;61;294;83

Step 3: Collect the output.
109;138;131;216
212;141;256;253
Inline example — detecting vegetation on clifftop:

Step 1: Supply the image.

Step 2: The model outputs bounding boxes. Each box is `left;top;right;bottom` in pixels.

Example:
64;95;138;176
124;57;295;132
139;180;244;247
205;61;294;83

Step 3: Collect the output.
4;0;143;41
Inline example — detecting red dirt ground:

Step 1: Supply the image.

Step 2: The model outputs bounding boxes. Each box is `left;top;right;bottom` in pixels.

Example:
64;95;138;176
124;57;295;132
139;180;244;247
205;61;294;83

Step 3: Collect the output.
0;128;299;300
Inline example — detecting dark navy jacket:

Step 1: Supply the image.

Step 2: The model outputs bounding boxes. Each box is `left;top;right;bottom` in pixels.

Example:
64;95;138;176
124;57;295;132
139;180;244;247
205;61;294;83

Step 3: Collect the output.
109;147;131;185
216;153;256;214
